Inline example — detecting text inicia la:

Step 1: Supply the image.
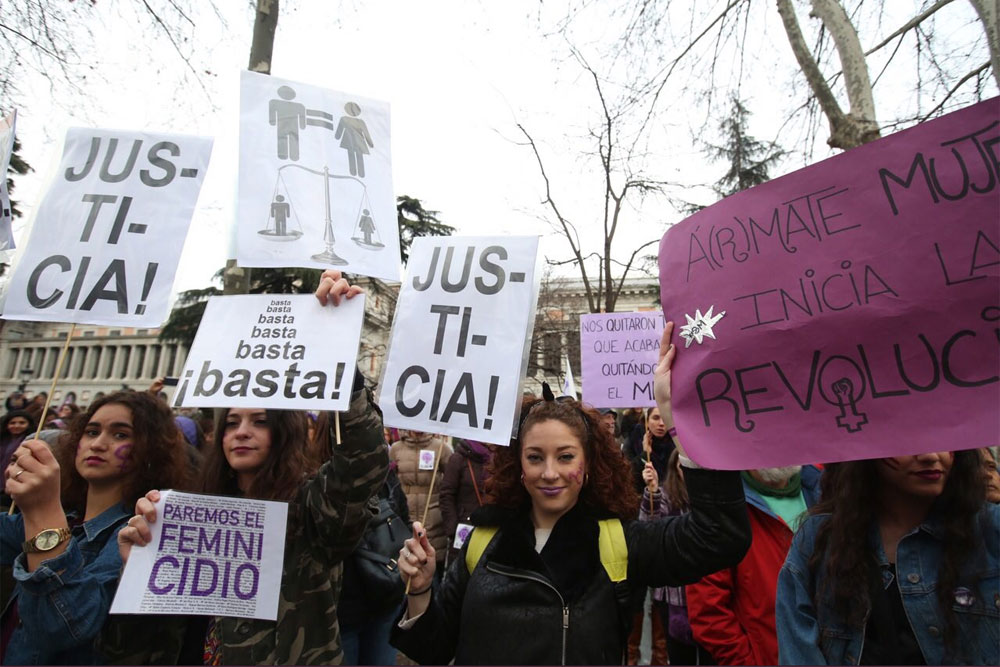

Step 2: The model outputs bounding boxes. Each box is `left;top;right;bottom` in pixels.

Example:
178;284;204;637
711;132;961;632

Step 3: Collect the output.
733;260;897;330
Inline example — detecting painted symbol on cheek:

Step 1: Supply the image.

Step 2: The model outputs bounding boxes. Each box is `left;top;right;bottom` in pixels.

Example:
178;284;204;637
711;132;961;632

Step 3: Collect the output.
880;457;903;471
113;445;133;472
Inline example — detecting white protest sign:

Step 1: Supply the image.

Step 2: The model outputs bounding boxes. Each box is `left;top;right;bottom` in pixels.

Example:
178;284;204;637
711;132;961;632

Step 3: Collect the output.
1;128;212;327
378;236;540;445
0;110;16;253
111;490;288;621
174;293;364;411
237;71;400;281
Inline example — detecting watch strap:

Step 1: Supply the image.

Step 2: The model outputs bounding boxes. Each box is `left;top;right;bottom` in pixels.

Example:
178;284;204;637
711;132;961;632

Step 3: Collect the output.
22;527;72;553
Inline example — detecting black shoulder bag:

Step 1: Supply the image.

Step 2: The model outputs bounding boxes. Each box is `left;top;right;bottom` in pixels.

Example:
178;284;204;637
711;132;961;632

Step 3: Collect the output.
351;495;408;614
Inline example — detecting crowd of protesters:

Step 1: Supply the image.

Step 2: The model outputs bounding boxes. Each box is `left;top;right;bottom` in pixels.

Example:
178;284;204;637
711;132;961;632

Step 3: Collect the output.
0;269;997;665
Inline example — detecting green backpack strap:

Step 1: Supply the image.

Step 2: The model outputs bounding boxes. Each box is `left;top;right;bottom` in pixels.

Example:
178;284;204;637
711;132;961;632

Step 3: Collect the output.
597;518;628;582
464;520;628;581
465;526;499;575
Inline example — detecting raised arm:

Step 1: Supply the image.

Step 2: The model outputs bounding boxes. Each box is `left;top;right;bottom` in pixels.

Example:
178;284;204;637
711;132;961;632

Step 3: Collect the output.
299;376;388;564
392;523;473;665
299;270;388;563
628;321;751;586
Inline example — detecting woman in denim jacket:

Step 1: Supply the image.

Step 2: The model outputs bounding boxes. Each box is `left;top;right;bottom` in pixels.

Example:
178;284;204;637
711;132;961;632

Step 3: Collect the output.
776;450;999;665
1;391;190;665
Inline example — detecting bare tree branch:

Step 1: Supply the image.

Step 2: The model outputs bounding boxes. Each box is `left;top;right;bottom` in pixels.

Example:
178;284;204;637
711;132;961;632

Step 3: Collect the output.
920;61;991;120
865;0;955;55
611;238;660;304
0;22;66;61
139;0;213;101
634;0;747;137
518;122;598;313
969;0;1000;89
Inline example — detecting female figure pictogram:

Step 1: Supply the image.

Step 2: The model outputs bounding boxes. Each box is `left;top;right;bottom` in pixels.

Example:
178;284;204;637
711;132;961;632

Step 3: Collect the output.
335;102;374;178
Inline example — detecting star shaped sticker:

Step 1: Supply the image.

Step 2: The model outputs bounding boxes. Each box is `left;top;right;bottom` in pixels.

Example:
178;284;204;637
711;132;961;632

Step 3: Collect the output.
679;306;726;348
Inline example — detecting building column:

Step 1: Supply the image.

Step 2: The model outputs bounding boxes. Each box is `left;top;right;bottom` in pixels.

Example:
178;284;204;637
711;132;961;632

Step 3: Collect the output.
63;348;74;379
32;348;46;379
66;347;76;379
130;345;143;379
116;346;131;379
86;346;100;379
47;346;60;378
5;348;21;379
102;346;116;379
73;347;86;379
121;345;132;379
145;344;159;378
172;347;187;375
158;345;172;377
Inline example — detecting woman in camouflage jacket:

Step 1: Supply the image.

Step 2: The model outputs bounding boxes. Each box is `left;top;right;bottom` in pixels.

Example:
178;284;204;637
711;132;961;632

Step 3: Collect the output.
101;271;389;665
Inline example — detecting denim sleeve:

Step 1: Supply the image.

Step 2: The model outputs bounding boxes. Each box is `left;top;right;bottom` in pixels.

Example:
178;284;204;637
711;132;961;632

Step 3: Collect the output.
776;527;828;665
0;513;25;566
12;524;125;653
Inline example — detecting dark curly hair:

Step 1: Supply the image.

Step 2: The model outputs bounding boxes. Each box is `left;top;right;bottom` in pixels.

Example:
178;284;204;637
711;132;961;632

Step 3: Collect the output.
57;391;191;515
807;450;986;655
484;396;639;520
201;408;311;502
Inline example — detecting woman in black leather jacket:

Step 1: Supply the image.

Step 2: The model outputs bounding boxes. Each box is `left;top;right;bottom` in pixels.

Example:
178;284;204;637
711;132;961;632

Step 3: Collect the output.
391;322;751;665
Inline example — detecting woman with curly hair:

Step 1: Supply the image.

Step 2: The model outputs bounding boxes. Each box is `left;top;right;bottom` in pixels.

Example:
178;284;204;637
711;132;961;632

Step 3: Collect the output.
776;451;999;665
0;391;190;665
391;322;751;665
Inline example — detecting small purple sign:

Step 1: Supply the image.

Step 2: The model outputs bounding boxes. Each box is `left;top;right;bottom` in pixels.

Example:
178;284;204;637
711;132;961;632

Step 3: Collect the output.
581;311;664;408
659;98;1000;469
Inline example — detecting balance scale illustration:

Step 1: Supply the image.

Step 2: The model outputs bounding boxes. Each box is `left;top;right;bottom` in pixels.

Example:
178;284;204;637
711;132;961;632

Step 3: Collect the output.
258;163;385;265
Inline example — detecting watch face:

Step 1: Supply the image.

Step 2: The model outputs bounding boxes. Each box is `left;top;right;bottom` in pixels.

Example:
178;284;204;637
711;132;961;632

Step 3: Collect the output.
36;530;61;550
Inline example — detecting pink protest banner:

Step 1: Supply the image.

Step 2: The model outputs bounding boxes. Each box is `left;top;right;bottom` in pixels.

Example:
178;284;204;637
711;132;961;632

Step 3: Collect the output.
580;311;664;408
659;98;1000;469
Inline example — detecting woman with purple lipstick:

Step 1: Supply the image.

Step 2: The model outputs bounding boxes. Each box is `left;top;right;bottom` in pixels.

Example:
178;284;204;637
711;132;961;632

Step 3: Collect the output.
0;391;189;665
391;322;751;665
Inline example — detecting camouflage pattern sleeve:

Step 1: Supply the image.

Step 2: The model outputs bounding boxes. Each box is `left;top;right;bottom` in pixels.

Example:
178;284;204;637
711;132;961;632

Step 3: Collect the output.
297;384;389;565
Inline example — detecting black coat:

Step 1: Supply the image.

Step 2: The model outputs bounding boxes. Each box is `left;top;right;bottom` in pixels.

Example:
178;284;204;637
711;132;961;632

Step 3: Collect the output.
391;467;750;665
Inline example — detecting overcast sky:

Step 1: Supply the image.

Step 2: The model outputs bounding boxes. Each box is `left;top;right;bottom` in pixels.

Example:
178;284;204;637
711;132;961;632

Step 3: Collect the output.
5;0;994;301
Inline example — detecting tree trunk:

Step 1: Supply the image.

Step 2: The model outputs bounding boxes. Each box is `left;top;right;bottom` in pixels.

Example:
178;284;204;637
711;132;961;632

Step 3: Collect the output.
248;0;279;74
809;0;880;147
775;0;880;150
224;0;279;295
969;0;1000;90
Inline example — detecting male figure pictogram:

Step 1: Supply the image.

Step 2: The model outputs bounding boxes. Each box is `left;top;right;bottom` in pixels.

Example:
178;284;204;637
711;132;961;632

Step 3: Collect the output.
269;86;307;161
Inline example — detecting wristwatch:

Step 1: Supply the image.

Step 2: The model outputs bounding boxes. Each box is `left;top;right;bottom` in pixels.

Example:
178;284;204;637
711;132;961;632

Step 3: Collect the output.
22;528;72;553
